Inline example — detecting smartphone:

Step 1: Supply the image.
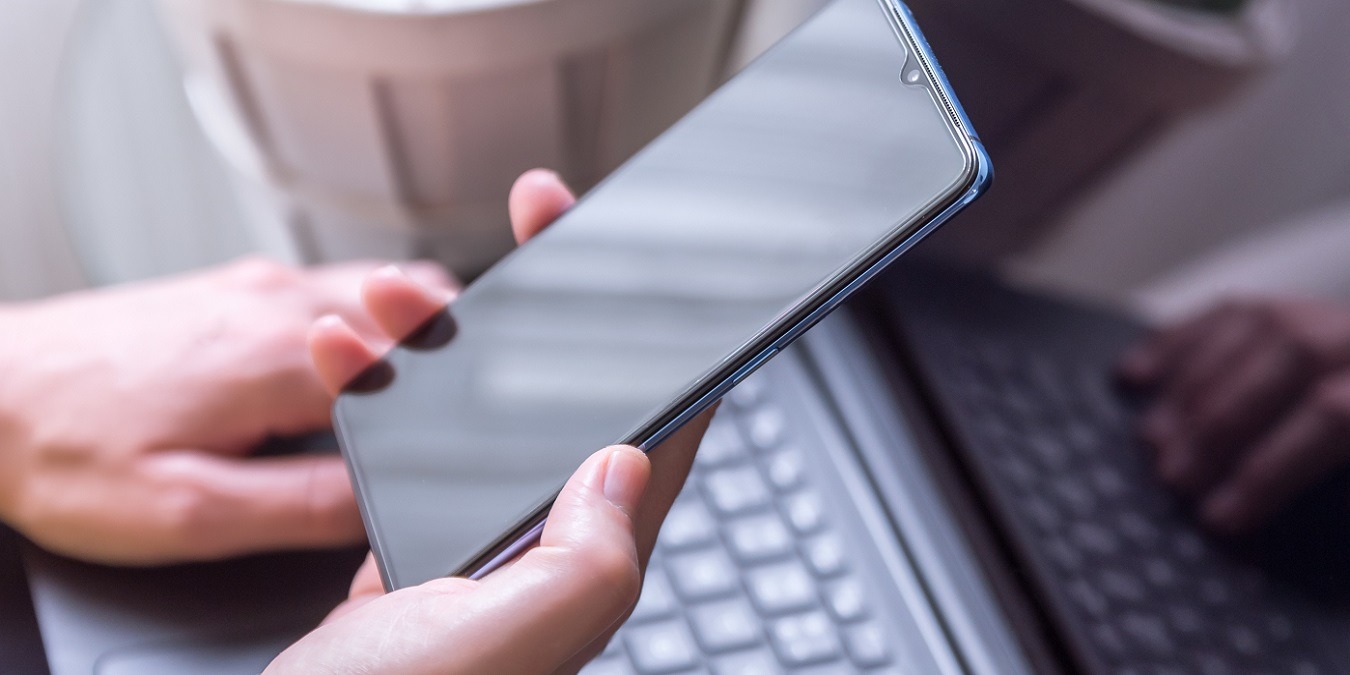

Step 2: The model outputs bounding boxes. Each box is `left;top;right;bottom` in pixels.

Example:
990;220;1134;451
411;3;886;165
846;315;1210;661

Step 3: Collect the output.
335;0;991;590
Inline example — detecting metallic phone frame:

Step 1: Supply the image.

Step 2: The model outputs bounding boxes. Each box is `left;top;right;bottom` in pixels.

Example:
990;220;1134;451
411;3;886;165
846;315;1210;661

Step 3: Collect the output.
341;0;993;589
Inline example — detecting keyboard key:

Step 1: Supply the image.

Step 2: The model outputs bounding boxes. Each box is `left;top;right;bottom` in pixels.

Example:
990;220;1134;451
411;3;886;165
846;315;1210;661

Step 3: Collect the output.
1089;623;1128;660
667;550;738;601
1142;557;1177;588
802;535;847;578
1022;495;1061;533
1066;579;1108;619
763;450;805;492
1069;522;1120;556
1025;434;1069;470
1199;579;1232;606
1192;651;1235;675
1265;613;1295;643
631;569;678;622
998;455;1039;492
1167;605;1204;636
660;501;718;552
1293;661;1324;675
1118;510;1162;548
746;562;816;615
689;599;762;653
1120;611;1174;657
1089;466;1129;500
1043;537;1083;572
711;649;782;675
843;622;892;668
769;611;841;666
824;578;869;622
1172;532;1206;561
583;656;636;675
744;408;787;450
624;620;700;674
705;467;771;516
1224;623;1261;656
726;513;793;563
1098;568;1144;603
697;418;751;470
726;377;767;411
792;664;854;675
781;492;826;534
1063;420;1102;456
1051;479;1096;517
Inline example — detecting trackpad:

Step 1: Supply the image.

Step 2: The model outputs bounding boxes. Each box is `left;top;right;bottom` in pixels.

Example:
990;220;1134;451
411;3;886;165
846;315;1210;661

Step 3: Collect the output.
97;635;292;675
24;546;363;675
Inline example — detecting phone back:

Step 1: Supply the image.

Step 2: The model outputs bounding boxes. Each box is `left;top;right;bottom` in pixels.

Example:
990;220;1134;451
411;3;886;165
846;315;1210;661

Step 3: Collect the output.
335;0;987;590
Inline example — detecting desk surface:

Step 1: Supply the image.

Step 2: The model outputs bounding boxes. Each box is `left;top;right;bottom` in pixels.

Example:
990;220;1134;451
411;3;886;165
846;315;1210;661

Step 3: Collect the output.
0;528;49;674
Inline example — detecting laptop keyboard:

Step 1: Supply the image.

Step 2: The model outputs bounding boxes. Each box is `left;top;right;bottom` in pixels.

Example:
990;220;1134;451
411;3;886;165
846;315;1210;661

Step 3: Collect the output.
582;375;911;675
904;323;1333;675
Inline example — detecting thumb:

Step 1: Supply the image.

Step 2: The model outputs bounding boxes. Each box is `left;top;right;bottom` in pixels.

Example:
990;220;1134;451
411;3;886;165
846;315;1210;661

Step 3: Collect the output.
264;448;649;675
448;446;651;673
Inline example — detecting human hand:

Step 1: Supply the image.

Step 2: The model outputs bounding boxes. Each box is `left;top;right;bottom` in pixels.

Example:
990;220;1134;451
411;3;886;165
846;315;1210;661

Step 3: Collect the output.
270;170;712;674
1119;297;1350;533
0;256;452;564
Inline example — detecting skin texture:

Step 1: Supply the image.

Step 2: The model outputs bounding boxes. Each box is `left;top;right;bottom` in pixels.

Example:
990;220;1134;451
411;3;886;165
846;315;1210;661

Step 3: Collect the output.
0;255;453;564
1120;297;1350;534
269;169;712;674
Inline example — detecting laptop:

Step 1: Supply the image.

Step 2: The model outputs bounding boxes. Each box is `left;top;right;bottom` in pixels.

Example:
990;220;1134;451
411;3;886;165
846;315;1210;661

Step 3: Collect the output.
866;262;1350;675
587;260;1350;675
11;300;1008;675
16;257;1350;674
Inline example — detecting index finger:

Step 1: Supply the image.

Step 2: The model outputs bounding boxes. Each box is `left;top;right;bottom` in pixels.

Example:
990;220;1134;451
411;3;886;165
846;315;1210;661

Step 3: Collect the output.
1118;304;1233;387
509;169;576;244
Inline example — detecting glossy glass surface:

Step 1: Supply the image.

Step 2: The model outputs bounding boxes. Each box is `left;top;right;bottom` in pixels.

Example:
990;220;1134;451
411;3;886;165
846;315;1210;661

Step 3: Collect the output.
335;0;978;588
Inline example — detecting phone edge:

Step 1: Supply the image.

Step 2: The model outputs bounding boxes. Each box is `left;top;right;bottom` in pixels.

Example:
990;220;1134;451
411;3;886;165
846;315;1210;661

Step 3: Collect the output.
461;0;993;580
342;0;993;590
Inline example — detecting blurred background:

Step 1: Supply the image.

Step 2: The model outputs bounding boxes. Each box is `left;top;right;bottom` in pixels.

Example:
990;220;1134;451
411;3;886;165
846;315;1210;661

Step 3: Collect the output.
4;3;1350;673
0;0;1347;322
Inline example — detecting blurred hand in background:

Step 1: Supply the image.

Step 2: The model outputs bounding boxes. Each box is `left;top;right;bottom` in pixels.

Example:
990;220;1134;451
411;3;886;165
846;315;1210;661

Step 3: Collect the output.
1120;298;1350;534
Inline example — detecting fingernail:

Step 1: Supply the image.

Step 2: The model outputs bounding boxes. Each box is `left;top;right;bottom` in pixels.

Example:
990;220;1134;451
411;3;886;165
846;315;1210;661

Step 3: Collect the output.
314;314;345;332
373;264;407;280
600;448;646;515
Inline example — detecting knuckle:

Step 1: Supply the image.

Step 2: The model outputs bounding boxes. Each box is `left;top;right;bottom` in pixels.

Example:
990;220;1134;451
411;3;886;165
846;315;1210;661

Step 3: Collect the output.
227;256;299;290
262;324;310;360
155;485;213;547
300;465;359;539
576;544;642;610
417;576;479;599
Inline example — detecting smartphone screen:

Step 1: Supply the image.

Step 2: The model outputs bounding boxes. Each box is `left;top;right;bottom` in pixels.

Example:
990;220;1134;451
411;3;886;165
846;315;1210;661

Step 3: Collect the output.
335;0;985;589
